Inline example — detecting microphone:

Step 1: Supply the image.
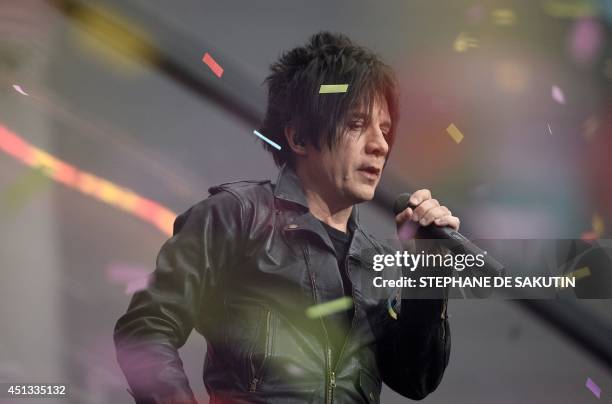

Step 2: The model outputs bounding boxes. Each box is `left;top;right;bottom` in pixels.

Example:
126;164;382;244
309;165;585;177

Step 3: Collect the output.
393;193;505;278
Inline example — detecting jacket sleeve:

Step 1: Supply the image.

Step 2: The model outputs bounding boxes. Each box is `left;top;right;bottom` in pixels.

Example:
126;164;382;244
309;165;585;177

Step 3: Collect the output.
113;190;245;404
377;240;451;400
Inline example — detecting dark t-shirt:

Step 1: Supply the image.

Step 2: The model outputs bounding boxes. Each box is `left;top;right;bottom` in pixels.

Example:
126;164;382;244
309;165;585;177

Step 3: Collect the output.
319;220;353;300
318;220;354;366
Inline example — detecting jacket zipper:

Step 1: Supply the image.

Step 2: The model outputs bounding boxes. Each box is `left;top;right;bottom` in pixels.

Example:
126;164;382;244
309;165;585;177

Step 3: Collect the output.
249;309;273;392
328;253;358;396
302;244;338;404
327;347;335;403
441;299;447;339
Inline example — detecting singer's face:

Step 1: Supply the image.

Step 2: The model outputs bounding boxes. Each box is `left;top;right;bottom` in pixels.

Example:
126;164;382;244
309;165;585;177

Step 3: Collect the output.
308;97;391;205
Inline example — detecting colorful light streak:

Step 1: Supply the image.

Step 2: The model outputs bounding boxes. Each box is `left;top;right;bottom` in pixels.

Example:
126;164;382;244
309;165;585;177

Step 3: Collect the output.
0;124;176;236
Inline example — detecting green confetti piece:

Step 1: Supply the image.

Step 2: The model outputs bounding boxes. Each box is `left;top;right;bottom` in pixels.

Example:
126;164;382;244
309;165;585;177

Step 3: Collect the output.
305;296;353;318
1;166;52;212
319;84;349;94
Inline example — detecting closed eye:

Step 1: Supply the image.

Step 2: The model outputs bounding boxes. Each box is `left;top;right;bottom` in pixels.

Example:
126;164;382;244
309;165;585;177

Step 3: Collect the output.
348;120;364;131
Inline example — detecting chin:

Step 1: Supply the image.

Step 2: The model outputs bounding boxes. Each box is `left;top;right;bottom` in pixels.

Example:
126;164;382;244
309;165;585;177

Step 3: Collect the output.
351;186;376;202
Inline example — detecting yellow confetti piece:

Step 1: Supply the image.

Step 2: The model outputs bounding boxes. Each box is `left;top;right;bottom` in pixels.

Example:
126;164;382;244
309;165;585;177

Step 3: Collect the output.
494;61;530;94
542;0;596;19
0;167;52;213
71;3;157;74
604;59;612;81
592;213;604;237
558;266;591;289
319;84;349;94
446;123;464;144
492;8;517;25
453;32;479;53
305;296;353;318
583;115;600;142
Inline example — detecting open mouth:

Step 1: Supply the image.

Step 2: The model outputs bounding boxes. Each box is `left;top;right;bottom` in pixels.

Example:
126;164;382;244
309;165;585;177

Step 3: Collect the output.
358;165;381;179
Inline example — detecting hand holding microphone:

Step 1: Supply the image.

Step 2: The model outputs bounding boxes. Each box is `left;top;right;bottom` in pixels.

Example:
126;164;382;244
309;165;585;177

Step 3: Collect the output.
394;189;460;231
393;190;505;279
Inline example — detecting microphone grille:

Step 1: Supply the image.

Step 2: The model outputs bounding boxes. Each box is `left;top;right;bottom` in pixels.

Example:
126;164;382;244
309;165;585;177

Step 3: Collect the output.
393;193;413;215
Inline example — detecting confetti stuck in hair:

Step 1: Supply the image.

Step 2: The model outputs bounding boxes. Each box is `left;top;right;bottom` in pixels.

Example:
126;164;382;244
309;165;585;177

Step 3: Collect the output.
319;84;349;94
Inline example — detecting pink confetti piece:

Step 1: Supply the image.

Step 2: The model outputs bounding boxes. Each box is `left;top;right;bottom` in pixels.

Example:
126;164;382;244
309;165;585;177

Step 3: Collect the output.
585;377;601;398
125;276;150;294
568;18;603;66
202;52;224;78
551;85;565;104
106;263;151;294
398;220;418;241
106;263;149;283
12;84;28;96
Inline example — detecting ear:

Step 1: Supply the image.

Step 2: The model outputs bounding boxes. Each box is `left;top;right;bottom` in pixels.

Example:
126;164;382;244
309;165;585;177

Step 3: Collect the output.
284;125;308;156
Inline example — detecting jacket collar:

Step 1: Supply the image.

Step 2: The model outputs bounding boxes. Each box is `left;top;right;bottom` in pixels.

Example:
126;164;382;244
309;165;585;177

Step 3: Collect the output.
273;164;385;266
273;163;361;233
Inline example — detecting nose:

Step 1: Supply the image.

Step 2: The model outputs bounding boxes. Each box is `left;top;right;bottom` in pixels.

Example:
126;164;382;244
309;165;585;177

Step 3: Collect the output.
365;127;389;158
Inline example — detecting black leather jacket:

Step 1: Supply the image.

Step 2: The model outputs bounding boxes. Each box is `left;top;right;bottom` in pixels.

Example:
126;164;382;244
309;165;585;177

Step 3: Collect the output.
114;164;450;404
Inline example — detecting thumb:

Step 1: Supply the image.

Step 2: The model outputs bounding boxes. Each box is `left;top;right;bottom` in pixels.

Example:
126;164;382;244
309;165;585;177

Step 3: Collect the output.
395;207;413;224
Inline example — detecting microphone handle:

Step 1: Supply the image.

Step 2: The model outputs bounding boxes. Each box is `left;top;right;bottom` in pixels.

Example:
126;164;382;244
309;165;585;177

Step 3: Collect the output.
415;225;505;278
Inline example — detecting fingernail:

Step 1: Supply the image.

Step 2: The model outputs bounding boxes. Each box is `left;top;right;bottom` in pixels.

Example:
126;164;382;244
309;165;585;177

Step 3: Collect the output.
409;196;418;205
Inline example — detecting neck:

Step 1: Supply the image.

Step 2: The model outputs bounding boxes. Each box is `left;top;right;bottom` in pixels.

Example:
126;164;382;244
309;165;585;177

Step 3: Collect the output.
296;164;352;233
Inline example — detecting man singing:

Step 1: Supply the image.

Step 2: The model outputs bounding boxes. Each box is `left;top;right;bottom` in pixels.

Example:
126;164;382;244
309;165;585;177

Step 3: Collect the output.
114;31;460;403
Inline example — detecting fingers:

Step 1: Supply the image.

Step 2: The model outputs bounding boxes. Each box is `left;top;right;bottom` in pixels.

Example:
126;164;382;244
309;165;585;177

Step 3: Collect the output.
395;207;413;225
416;204;451;226
412;198;443;223
434;215;460;231
406;188;460;230
409;189;431;206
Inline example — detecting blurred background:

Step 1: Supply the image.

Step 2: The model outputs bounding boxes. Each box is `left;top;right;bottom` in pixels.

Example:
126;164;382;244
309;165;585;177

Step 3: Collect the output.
0;0;611;402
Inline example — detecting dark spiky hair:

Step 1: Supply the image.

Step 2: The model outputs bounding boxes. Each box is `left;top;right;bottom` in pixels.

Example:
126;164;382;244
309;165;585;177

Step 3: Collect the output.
258;31;400;168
